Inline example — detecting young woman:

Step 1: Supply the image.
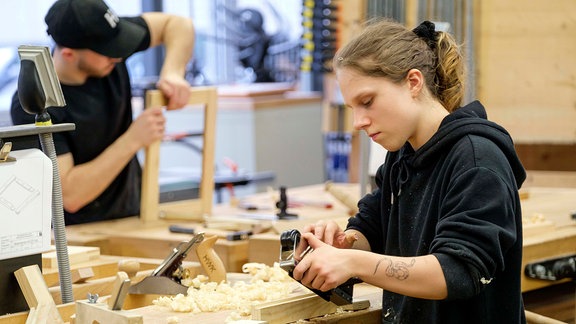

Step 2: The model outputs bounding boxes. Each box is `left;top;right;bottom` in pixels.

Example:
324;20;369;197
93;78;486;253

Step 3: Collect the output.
293;19;527;323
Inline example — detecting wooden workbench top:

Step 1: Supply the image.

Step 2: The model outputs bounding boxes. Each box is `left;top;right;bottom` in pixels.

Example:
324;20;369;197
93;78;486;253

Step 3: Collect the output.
64;183;576;293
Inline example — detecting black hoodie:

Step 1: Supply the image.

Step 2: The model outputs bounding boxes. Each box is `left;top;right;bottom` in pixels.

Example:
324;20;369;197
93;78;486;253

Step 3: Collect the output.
348;101;527;323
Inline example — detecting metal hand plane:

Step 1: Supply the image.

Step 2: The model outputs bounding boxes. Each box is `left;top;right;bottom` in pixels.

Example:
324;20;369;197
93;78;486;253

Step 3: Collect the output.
279;229;362;306
129;232;226;295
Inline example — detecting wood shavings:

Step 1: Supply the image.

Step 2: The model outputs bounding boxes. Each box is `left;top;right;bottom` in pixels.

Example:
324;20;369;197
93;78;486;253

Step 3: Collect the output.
153;263;299;321
523;213;547;224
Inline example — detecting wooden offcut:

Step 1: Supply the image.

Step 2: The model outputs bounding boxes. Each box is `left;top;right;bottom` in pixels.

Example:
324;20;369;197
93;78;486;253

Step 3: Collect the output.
251;292;370;324
14;265;64;324
252;293;336;323
75;300;143;324
41;246;100;269
140;87;217;222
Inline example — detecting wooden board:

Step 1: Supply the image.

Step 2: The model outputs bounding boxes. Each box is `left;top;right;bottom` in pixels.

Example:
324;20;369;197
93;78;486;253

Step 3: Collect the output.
0;302;76;324
132;280;381;323
523;220;556;237
252;293;337;323
42;255;173;288
63;184;576;295
13;265;63;323
42;246;100;269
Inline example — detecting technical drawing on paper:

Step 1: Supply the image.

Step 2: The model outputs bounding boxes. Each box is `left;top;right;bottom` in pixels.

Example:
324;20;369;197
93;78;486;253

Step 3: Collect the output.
0;176;40;214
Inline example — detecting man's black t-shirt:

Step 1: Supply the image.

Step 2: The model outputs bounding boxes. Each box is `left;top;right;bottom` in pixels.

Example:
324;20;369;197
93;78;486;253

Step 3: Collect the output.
10;17;151;225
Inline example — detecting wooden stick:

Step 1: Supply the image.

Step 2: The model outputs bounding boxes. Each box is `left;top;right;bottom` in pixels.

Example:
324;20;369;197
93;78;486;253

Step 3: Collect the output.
70;267;95;284
14;265;64;324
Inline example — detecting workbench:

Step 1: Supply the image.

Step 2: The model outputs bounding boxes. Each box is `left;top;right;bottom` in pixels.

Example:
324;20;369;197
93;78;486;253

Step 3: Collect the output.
57;181;576;322
64;183;357;273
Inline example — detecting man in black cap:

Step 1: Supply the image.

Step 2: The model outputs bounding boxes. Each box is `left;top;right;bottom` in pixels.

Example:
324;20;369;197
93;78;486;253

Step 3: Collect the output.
10;0;194;225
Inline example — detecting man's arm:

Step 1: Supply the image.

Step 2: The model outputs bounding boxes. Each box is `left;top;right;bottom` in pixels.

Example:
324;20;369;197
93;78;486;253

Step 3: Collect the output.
59;107;166;213
59;13;194;213
142;13;195;110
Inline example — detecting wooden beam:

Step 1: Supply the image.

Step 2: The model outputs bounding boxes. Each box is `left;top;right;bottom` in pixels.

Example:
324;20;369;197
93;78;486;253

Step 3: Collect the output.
251;293;336;323
13;265;63;324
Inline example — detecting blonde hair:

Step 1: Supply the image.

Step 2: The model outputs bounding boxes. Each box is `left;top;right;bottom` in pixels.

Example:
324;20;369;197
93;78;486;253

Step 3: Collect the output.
334;18;465;112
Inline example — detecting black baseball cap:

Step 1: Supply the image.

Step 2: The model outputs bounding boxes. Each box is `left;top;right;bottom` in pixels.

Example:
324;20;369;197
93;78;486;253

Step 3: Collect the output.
45;0;146;58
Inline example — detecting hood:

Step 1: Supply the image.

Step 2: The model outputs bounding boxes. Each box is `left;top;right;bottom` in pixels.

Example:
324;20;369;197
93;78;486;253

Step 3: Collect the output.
411;100;526;188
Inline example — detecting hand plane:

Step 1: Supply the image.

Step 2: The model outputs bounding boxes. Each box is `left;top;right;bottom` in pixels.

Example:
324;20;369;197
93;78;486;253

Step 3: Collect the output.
279;229;362;306
129;232;226;295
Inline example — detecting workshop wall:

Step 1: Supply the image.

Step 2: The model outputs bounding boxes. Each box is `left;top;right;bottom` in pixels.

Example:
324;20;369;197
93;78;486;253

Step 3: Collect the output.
476;0;576;170
334;0;576;174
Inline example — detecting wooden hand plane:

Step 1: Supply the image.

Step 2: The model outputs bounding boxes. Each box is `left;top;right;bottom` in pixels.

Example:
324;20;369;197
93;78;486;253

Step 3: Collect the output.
129;232;226;295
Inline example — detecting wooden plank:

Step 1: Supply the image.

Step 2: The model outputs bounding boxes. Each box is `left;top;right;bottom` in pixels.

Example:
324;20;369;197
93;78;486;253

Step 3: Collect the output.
14;266;55;309
525;310;566;324
75;300;142;324
252;293;337;323
309;307;381;324
523;221;556;237
47;271;148;306
140;86;217;223
252;291;373;324
70;267;95;284
42;255;164;288
13;265;63;323
0;302;75;324
42;246;100;269
106;234;245;273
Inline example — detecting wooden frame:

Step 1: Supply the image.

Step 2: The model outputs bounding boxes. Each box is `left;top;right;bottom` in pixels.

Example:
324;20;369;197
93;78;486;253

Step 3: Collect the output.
140;87;217;223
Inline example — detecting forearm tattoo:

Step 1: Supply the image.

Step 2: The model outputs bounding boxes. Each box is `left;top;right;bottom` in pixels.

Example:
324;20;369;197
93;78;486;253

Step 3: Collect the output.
373;257;416;280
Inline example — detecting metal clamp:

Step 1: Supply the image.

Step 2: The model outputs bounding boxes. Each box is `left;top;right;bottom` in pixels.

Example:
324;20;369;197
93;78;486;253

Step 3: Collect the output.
525;254;576;281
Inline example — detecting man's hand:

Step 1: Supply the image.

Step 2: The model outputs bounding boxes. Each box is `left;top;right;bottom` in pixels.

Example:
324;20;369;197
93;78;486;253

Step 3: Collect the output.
156;75;191;110
126;106;166;148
